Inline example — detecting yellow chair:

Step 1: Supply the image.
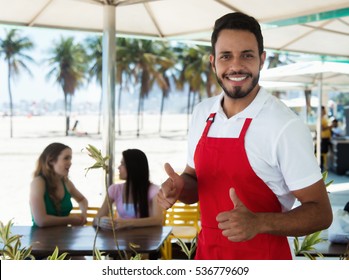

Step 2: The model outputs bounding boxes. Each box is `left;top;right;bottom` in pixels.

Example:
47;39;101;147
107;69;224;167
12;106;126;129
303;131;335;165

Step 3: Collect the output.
71;207;100;226
161;202;201;259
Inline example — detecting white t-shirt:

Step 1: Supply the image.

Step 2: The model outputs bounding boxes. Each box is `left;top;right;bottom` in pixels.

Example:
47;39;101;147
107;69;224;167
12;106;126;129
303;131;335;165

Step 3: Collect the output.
187;88;322;211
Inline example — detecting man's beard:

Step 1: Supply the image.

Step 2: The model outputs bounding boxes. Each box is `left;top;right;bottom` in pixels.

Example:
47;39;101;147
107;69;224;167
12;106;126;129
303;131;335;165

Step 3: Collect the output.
216;72;260;99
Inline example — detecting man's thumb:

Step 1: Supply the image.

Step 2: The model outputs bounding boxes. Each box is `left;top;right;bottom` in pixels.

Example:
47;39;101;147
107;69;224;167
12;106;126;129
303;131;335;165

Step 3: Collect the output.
164;163;176;179
229;188;242;208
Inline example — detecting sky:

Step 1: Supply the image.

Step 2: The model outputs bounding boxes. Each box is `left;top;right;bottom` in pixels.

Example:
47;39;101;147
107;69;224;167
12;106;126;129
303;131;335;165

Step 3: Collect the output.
0;24;197;115
0;25;101;104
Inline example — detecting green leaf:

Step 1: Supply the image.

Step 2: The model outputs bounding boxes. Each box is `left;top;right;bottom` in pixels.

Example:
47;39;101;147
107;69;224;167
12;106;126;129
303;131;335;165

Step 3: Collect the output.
47;246;68;260
293;231;325;260
293;237;300;253
21;247;34;260
56;252;69;260
6;235;21;245
322;171;334;188
303;252;316;260
94;248;103;260
47;246;59;260
175;235;197;260
129;242;140;249
307;231;323;245
176;238;190;257
130;253;142;260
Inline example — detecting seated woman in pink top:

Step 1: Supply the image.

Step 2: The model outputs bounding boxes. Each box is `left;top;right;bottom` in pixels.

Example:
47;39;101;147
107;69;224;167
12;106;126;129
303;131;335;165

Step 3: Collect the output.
93;149;163;230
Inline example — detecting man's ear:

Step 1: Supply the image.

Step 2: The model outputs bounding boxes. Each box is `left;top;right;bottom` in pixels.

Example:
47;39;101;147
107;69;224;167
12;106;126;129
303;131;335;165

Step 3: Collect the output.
260;51;266;70
209;54;216;73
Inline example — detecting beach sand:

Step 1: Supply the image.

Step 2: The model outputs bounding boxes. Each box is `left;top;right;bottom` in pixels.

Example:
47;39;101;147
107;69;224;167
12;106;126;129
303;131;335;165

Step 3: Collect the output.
0;114;189;225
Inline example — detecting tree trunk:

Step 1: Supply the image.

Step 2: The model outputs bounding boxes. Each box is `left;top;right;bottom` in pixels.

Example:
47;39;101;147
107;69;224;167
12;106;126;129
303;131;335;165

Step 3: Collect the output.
64;93;69;136
186;89;192;133
117;83;123;136
137;92;142;138
191;91;196;113
304;89;312;123
97;88;103;135
7;61;13;138
159;92;165;133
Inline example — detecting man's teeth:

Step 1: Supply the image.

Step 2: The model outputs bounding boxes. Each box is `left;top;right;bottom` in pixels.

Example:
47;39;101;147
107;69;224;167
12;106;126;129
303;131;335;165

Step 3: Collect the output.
228;76;246;81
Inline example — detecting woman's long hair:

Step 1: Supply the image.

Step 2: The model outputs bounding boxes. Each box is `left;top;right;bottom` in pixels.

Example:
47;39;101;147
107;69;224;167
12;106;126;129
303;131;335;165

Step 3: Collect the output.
33;142;71;212
123;149;150;218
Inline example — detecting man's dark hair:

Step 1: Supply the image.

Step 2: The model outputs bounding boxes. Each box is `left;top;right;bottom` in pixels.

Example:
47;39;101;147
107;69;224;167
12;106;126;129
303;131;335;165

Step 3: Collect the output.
211;12;264;56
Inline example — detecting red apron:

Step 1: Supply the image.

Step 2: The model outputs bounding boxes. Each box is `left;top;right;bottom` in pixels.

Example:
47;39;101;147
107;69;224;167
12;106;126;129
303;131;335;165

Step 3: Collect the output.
194;113;292;259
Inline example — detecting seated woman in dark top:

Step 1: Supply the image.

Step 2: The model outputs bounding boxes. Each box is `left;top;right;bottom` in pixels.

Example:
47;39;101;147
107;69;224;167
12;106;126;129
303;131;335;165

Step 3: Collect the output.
29;142;88;227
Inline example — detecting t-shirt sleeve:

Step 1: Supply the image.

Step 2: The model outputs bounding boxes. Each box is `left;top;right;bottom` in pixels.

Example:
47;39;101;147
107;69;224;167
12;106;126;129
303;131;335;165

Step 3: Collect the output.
276;119;322;191
148;184;160;200
107;183;122;202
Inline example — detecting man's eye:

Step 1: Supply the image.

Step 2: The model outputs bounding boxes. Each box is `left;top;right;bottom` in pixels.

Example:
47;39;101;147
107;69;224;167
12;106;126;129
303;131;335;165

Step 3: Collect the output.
220;54;230;60
242;54;254;59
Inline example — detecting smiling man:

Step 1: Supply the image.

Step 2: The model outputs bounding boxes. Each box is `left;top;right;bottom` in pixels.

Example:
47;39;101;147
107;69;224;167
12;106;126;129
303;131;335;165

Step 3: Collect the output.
158;12;332;260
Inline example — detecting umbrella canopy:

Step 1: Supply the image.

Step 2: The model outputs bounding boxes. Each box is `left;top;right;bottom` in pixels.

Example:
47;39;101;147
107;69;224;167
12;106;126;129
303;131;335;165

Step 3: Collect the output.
261;61;349;87
1;0;349;57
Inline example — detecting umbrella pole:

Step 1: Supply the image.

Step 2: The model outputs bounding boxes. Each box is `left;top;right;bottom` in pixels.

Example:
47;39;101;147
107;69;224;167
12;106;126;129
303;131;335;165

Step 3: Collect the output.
102;5;116;188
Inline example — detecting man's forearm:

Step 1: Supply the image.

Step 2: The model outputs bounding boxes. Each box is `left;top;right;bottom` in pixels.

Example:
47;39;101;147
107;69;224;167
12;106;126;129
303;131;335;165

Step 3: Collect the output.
258;202;333;237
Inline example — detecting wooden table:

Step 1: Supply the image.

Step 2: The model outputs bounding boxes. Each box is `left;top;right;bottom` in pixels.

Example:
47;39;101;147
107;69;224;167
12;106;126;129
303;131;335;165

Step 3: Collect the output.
11;225;172;259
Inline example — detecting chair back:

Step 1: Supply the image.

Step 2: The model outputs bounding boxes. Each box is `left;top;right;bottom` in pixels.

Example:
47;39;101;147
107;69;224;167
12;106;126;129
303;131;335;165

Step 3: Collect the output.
71;207;99;226
161;201;200;259
164;202;201;232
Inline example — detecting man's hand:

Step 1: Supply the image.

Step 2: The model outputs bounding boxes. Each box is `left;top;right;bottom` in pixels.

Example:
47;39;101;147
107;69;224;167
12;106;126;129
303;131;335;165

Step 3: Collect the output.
157;163;184;210
216;188;259;242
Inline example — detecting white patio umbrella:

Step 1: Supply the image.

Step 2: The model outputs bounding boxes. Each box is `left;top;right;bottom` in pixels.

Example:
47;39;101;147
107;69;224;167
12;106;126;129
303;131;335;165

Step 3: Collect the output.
261;61;349;86
1;0;349;184
261;61;349;163
1;0;348;56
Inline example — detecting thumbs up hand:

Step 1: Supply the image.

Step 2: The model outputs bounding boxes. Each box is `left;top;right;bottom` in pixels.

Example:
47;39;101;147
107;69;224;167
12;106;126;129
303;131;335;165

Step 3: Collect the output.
157;163;184;209
216;188;259;242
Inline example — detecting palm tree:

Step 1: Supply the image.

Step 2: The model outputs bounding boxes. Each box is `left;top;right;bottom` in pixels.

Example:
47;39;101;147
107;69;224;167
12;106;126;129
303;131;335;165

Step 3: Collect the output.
0;29;34;138
45;36;88;136
125;38;174;137
176;44;219;131
115;37;135;136
84;36;135;136
84;36;103;134
152;42;176;133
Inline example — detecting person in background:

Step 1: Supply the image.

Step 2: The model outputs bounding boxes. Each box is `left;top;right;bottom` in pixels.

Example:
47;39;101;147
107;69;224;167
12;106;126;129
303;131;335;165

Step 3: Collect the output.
30;142;88;227
158;12;332;260
94;149;162;230
321;106;332;171
331;118;345;138
327;118;345;171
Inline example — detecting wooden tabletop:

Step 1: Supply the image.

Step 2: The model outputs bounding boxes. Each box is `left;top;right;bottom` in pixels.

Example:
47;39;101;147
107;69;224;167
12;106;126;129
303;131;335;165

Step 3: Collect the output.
11;225;172;259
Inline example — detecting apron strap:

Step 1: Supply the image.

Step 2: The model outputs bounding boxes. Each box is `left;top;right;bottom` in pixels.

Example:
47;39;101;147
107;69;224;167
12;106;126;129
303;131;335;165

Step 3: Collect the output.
239;118;252;139
202;113;216;137
203;115;252;139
